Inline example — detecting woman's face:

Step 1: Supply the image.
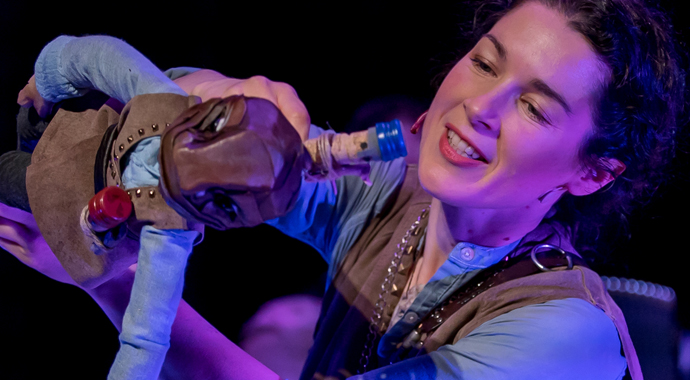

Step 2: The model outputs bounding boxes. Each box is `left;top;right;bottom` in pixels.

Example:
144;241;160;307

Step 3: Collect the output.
418;2;609;210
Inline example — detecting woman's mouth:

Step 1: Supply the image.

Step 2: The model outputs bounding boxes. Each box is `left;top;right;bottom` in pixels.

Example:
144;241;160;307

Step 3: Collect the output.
447;129;483;160
439;128;487;165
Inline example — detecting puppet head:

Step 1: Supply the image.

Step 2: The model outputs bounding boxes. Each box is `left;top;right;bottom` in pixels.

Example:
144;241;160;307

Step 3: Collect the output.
159;95;305;230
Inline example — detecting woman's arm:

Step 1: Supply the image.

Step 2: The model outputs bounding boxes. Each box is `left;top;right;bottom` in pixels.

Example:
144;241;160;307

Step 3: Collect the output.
0;203;279;380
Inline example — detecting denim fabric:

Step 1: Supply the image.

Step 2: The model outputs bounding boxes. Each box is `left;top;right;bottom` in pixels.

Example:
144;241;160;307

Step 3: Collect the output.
107;226;199;380
121;137;161;190
35;35;186;104
266;125;407;284
427;298;627;380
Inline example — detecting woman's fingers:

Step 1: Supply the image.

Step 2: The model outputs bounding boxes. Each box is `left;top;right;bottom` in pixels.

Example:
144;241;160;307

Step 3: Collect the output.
16;75;54;118
274;82;310;141
191;75;311;141
0;205;76;285
0;216;31;263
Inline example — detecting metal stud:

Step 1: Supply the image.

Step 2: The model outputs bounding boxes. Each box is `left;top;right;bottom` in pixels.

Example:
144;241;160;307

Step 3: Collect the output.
109;162;114;169
111;171;116;179
127;135;133;143
148;189;156;198
127;191;132;198
119;144;125;152
136;189;142;197
138;129;145;136
152;124;159;131
114;154;119;161
165;123;170;127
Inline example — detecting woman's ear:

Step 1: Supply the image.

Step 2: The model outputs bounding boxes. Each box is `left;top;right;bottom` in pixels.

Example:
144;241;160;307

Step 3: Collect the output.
567;158;626;196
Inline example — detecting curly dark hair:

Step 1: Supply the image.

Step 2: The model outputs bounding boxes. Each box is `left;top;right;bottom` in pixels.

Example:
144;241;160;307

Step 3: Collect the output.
442;0;687;257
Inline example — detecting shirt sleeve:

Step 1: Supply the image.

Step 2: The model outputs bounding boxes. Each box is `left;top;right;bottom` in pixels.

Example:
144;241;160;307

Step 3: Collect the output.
351;298;628;380
109;226;199;380
35;35;186;104
266;125;406;275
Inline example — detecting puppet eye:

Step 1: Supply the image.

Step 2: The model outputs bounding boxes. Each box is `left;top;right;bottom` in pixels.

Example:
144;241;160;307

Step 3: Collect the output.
213;115;228;131
213;193;238;221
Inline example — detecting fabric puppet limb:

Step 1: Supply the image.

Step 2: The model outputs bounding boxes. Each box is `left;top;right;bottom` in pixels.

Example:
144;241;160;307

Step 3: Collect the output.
107;226;198;380
35;35;186;105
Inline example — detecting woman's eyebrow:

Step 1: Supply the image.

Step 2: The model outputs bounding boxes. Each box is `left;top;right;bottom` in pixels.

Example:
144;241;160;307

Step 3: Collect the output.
484;34;507;61
530;79;573;115
484;33;572;114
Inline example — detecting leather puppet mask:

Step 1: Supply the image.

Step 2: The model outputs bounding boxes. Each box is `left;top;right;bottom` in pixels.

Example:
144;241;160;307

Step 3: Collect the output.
159;95;305;230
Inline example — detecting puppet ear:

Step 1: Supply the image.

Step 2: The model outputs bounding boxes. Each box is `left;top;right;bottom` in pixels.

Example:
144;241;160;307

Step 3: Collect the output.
567;158;626;196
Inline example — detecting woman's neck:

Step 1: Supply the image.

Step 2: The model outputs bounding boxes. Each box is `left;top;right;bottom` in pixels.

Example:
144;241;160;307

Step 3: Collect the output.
417;197;553;285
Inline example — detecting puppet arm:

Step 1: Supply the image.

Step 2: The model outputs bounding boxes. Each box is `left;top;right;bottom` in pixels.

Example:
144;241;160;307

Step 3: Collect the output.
88;230;280;380
89;226;281;380
34;35;186;105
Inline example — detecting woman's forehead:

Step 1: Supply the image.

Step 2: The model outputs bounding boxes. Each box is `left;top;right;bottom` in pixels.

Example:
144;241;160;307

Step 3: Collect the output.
486;2;608;105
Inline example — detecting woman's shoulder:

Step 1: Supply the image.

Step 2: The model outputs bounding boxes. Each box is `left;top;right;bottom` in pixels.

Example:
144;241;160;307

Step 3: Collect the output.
431;298;627;379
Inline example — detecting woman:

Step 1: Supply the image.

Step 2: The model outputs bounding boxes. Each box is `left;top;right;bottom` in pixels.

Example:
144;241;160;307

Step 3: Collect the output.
1;0;685;379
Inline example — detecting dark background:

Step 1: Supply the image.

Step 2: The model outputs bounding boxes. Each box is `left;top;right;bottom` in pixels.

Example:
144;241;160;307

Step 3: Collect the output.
0;1;688;378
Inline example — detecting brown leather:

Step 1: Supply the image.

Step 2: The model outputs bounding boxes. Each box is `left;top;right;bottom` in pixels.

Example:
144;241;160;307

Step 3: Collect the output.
101;96;203;235
159;96;306;230
27;93;200;288
414;250;588;343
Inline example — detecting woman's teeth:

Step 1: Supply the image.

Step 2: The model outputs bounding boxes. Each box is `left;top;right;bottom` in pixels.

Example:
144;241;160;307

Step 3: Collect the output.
447;130;482;160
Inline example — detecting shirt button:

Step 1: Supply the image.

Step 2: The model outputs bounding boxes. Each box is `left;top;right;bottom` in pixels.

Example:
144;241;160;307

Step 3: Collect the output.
404;312;419;323
460;247;475;261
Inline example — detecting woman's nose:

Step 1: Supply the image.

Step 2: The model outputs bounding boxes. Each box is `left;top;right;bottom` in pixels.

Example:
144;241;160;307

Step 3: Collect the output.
462;89;503;136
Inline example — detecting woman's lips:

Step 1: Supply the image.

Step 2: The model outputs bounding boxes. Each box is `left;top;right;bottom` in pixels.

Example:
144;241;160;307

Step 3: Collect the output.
438;127;486;167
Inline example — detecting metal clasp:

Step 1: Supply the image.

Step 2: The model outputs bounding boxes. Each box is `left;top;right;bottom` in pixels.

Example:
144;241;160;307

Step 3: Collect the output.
530;244;573;272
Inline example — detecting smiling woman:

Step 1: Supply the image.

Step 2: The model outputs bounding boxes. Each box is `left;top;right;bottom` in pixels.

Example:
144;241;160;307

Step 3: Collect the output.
419;2;620;244
264;1;685;378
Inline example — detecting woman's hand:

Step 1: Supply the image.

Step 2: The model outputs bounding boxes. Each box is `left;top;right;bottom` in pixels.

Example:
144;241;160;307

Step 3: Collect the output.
0;202;76;285
175;70;311;141
17;75;55;118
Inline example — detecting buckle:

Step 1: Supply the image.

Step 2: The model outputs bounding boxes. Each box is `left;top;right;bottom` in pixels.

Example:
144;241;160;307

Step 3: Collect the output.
530;244;573;272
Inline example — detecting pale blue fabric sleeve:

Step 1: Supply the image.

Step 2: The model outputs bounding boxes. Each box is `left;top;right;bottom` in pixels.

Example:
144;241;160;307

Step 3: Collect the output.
353;298;627;379
122;137;161;189
107;226;199;380
35;35;186;104
266;125;406;276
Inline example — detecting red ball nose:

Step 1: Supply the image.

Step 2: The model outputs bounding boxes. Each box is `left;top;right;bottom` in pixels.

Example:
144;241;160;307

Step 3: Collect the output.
88;186;133;231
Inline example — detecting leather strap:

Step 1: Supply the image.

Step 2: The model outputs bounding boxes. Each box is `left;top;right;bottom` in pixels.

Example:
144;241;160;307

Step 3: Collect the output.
410;247;588;347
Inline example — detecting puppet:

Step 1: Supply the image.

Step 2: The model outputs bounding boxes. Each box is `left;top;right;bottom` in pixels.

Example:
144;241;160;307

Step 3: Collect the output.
7;35;406;380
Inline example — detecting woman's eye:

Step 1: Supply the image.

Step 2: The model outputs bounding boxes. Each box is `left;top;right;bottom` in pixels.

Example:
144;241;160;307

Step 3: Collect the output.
470;57;496;77
522;99;550;125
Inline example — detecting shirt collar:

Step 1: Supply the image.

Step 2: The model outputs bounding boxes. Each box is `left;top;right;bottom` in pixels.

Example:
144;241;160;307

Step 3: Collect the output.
429;238;521;282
